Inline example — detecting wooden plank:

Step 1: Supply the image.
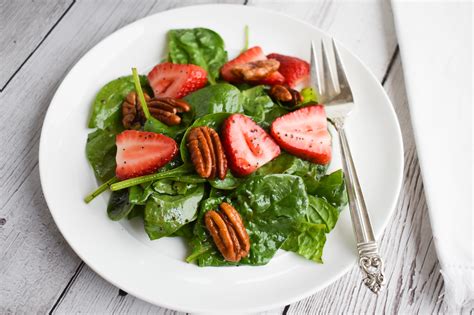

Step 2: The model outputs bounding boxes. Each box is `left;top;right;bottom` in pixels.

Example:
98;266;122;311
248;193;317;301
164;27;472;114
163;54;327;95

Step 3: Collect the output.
0;0;74;89
247;0;398;82
0;0;245;313
286;55;448;314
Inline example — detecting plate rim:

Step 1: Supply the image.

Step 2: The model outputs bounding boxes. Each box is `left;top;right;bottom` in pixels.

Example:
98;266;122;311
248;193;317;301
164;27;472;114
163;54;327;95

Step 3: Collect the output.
39;4;404;312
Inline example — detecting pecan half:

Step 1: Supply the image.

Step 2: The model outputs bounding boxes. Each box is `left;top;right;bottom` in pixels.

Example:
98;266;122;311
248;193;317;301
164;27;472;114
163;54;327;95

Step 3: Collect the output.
187;126;227;180
204;202;250;262
122;91;150;129
122;92;191;129
268;84;303;107
231;59;280;82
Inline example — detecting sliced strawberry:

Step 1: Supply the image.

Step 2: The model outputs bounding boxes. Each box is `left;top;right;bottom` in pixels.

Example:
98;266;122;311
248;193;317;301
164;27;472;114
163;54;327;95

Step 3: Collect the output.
270;105;331;164
147;62;207;99
267;53;310;88
222;114;281;176
220;46;285;85
115;130;178;180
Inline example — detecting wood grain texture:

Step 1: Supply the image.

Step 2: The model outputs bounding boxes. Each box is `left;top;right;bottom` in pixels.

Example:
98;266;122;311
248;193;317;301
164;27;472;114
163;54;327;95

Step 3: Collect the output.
0;0;74;89
0;0;242;313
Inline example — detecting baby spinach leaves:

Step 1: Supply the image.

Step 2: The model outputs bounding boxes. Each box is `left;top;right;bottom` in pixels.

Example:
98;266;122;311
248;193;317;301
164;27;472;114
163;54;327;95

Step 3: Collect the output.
188;175;310;266
168;28;227;84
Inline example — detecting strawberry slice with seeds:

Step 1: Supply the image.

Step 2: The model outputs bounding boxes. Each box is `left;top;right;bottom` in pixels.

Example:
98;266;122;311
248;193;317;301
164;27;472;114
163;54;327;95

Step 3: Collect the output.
147;62;208;99
267;53;310;88
222;114;281;176
115;130;178;180
270;105;331;164
220;46;285;85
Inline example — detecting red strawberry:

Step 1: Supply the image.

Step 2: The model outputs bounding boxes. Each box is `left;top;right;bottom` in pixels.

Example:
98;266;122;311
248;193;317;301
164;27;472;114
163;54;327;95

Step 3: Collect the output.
222;114;281;176
147;62;207;99
115;130;178;180
220;46;285;85
267;53;310;88
270;105;331;164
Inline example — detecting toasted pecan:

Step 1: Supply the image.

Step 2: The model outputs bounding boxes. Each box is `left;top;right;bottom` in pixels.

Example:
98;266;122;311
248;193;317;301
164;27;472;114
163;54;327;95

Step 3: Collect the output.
121;92;191;128
268;85;303;107
231;59;280;82
204;202;250;262
187;126;227;180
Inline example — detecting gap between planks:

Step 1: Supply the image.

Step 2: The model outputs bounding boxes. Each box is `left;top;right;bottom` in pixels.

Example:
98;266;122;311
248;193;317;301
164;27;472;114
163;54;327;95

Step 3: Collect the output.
0;0;77;93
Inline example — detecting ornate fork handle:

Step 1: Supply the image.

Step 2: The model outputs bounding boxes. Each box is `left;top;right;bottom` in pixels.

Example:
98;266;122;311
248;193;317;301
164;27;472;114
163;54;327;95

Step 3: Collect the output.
332;117;385;294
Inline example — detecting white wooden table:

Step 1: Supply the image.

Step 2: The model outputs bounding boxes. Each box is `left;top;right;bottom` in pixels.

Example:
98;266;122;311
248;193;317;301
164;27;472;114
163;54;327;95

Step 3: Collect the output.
0;0;448;313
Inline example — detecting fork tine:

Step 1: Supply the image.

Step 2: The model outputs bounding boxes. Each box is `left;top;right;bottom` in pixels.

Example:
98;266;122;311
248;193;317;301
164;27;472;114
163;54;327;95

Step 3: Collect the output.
310;40;323;98
321;40;339;99
332;39;353;100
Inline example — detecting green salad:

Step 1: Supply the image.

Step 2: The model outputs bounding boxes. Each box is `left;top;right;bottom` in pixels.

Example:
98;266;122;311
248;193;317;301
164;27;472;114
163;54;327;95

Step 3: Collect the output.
84;27;347;266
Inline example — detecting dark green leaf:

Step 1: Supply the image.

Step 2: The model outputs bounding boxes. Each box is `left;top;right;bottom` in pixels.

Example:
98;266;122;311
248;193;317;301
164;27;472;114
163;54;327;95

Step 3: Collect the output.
143;113;192;139
86;129;116;182
307;195;339;232
144;184;205;240
310;170;348;211
241;86;288;128
208;171;243;190
168;28;227;84
184;83;243;119
107;189;135;221
88;75;148;132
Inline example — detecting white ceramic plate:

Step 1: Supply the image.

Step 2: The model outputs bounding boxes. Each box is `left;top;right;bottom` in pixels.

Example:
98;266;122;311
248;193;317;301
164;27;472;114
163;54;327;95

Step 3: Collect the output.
39;4;403;313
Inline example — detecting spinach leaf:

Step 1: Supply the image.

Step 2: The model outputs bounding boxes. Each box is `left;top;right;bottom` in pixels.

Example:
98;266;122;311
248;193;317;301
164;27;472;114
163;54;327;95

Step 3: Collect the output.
309;170;348;211
281;221;327;263
255;152;328;183
168;28;227;84
144;184;205;240
208;171;243;190
86;129;116;182
127;206;144;220
129;183;153;205
241;86;288;128
107;189;135;221
88;75;148;132
184;83;243;119
307;195;339;233
144;113;192;139
179;112;231;162
189;174;309;266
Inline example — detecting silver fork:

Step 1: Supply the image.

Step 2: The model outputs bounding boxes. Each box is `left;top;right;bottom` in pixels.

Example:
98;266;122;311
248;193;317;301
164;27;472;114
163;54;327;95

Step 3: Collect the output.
310;39;385;293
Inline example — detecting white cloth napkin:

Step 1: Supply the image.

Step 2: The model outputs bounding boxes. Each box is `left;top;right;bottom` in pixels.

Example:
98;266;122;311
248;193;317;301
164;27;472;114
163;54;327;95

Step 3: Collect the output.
391;0;473;311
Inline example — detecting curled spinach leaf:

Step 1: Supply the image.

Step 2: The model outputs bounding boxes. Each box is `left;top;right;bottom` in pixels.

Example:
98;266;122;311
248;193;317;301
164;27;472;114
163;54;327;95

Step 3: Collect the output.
168;28;227;84
309;170;348;211
144;184;205;240
107;189;135;221
86;129;116;182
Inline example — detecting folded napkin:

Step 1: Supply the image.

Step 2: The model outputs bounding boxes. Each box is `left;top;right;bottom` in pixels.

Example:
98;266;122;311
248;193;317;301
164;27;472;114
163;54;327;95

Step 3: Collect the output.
391;0;473;311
